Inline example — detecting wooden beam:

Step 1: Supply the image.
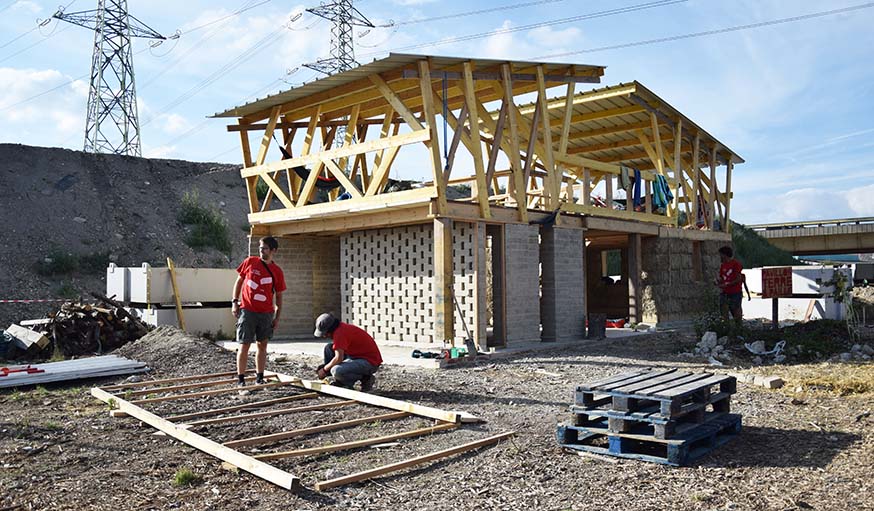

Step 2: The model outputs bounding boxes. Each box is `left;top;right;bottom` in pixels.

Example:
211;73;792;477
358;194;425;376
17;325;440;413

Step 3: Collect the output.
253;422;459;461
223;411;410;448
165;393;319;422
239;120;258;214
131;381;292;405
321;158;364;198
463;61;491;219
724;159;733;232
91;387;299;490
122;375;274;398
103;371;249;391
186;400;358;428
418;60;448;214
536;66;558;209
709;146;717;229
365;122;402;196
314;432;515;491
692;133;701;226
501;64;528;223
255;106;282;166
241;129;430;178
560;202;676;225
515;82;636;116
369;73;425;130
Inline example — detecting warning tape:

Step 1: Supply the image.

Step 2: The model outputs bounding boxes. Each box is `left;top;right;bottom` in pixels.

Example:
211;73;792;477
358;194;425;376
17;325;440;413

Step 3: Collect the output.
0;299;68;304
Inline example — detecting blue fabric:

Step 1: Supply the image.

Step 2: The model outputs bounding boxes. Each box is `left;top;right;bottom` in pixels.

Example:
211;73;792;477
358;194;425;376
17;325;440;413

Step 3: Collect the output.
653;174;674;212
632;168;642;208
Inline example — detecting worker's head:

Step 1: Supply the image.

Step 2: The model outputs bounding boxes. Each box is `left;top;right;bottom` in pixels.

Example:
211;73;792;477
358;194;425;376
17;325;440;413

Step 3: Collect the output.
259;236;279;261
314;312;341;338
718;245;733;261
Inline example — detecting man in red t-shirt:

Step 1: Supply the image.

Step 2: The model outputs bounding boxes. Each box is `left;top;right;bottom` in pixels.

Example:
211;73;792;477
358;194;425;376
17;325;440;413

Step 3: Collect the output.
231;236;286;388
314;312;382;392
716;245;743;325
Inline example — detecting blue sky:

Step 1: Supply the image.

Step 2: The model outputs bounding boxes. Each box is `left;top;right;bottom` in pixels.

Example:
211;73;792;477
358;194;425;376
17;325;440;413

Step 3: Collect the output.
1;0;873;224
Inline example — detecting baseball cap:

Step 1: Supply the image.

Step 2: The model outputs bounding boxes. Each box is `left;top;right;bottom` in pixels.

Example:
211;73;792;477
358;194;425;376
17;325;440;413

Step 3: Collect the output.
314;313;340;337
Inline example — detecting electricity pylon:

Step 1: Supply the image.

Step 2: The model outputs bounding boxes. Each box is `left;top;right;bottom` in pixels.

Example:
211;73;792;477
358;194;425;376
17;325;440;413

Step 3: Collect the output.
304;0;374;75
54;1;166;156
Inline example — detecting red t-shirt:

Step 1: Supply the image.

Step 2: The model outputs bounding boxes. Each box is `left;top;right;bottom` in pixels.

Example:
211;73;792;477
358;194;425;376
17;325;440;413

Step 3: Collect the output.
332;322;382;367
719;259;743;295
236;256;286;313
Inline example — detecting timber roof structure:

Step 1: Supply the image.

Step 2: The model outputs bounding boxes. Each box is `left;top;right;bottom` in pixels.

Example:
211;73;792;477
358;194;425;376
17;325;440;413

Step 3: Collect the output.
218;53;742;237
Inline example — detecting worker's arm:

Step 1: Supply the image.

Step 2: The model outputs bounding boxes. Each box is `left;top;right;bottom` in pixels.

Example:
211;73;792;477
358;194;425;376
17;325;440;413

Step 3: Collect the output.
231;276;243;318
272;291;283;328
318;348;344;379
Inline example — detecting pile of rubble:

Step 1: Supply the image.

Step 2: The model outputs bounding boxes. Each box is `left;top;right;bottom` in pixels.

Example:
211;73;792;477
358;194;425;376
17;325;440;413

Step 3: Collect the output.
692;331;734;365
2;293;151;360
833;343;874;362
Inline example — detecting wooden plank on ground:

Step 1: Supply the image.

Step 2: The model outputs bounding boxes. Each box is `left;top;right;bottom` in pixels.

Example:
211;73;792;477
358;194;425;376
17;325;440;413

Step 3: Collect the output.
102;371;248;391
121;375;278;398
224;411;410;448
91;387;299;490
186;400;357;428
131;381;292;405
164;393;319;422
314;431;515;491
254;422;459;461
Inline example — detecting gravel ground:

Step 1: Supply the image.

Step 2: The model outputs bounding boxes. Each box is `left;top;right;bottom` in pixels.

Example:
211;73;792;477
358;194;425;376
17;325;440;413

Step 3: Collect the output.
1;329;872;511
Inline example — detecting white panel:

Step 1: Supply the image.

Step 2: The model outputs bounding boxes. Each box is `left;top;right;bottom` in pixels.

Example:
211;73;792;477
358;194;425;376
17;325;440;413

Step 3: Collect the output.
129;307;236;339
106;263;130;303
122;263;238;304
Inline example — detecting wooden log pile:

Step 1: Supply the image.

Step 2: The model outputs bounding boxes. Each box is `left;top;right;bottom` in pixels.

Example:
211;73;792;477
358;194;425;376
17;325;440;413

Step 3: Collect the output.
9;294;151;359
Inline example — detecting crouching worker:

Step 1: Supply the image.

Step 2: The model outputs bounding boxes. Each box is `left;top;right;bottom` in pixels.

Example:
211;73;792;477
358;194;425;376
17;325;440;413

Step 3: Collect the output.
314;313;382;392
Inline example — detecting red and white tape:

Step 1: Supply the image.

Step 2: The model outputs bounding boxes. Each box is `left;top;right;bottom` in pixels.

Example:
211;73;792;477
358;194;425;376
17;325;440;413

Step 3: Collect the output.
0;299;68;304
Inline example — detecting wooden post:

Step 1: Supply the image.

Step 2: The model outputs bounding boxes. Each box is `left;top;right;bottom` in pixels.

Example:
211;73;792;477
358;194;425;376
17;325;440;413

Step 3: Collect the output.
628;233;642;324
725;159;733;233
709;146;717;229
434;218;454;345
772;298;779;330
418;60;448;215
166;257;185;331
692;133;701;227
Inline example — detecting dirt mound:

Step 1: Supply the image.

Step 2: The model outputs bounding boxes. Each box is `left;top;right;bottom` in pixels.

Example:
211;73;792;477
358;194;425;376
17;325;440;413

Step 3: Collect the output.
115;325;233;375
0;143;251;331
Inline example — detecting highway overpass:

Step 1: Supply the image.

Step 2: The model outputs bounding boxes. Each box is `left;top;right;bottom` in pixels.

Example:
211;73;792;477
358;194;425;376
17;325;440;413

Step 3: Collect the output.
748;217;874;255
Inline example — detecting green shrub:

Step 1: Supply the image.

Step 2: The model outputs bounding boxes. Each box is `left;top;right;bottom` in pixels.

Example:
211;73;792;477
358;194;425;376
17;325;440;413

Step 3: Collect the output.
34;249;110;276
731;222;797;269
177;191;232;255
255;178;268;201
56;281;78;299
172;468;201;487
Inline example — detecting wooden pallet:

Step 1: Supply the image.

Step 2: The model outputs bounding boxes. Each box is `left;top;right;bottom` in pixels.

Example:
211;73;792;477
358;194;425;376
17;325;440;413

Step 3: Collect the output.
91;370;513;491
575;369;737;419
557;413;742;466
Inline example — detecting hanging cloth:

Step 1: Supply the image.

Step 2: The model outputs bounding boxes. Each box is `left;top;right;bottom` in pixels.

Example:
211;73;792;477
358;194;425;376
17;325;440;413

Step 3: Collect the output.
632;168;642;209
652;174;674;213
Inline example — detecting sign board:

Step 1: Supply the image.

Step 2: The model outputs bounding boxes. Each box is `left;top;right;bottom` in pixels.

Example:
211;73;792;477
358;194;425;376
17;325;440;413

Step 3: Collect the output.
762;267;793;298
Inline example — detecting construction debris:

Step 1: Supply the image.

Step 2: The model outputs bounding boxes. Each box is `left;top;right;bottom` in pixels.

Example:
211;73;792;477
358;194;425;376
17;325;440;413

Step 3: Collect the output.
5;295;151;360
0;355;149;389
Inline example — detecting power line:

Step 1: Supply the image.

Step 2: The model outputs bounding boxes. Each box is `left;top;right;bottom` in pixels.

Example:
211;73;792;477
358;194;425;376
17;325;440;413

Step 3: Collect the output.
385;0;570;27
533;1;874;59
356;0;686;59
0;25;71;65
181;0;274;35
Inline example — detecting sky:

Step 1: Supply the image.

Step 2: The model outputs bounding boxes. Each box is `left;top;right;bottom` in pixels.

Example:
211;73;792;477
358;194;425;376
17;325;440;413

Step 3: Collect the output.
1;0;873;225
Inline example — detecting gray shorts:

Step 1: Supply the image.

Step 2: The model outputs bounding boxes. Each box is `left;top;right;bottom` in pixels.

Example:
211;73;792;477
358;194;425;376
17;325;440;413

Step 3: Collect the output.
236;309;274;344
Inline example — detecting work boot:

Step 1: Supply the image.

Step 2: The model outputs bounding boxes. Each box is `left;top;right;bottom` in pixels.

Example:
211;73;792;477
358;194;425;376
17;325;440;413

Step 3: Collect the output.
360;374;376;392
255;372;265;385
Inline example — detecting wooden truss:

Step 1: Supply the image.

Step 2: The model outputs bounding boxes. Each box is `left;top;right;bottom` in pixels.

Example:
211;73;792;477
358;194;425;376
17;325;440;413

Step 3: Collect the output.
216;54;742;234
92;370;511;491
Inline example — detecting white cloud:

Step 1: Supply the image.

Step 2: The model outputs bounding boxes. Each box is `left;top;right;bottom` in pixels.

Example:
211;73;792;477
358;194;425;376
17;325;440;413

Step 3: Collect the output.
143;144;178;159
11;1;40;14
160;113;191;135
846;184;874;216
392;0;437;5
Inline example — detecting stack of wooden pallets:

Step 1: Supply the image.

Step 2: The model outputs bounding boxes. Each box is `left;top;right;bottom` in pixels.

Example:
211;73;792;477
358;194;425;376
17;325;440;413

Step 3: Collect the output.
557;369;741;466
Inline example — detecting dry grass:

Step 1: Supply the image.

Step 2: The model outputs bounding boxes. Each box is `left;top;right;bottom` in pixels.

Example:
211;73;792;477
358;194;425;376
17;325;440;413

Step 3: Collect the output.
744;363;874;396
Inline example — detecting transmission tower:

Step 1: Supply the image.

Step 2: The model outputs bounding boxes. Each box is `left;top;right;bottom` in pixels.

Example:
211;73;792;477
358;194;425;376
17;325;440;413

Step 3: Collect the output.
304;0;374;75
54;1;166;156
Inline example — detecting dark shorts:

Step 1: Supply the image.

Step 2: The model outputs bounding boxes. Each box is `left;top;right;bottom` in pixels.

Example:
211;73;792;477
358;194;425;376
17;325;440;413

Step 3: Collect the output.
720;292;743;310
236;309;274;344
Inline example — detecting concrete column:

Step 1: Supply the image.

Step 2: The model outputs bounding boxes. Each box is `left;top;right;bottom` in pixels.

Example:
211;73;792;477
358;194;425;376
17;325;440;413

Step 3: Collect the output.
434;218;454;343
504;223;541;344
540;225;586;342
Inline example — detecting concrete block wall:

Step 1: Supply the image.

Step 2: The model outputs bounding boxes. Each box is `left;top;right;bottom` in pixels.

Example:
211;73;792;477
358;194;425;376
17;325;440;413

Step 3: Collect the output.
503;223;541;344
540;226;586;341
340;222;480;344
641;237;724;325
246;235;341;339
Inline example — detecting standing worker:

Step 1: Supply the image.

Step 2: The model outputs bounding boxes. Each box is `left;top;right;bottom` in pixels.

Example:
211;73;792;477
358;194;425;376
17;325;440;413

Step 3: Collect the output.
314;312;382;391
716;245;743;326
231;236;286;388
